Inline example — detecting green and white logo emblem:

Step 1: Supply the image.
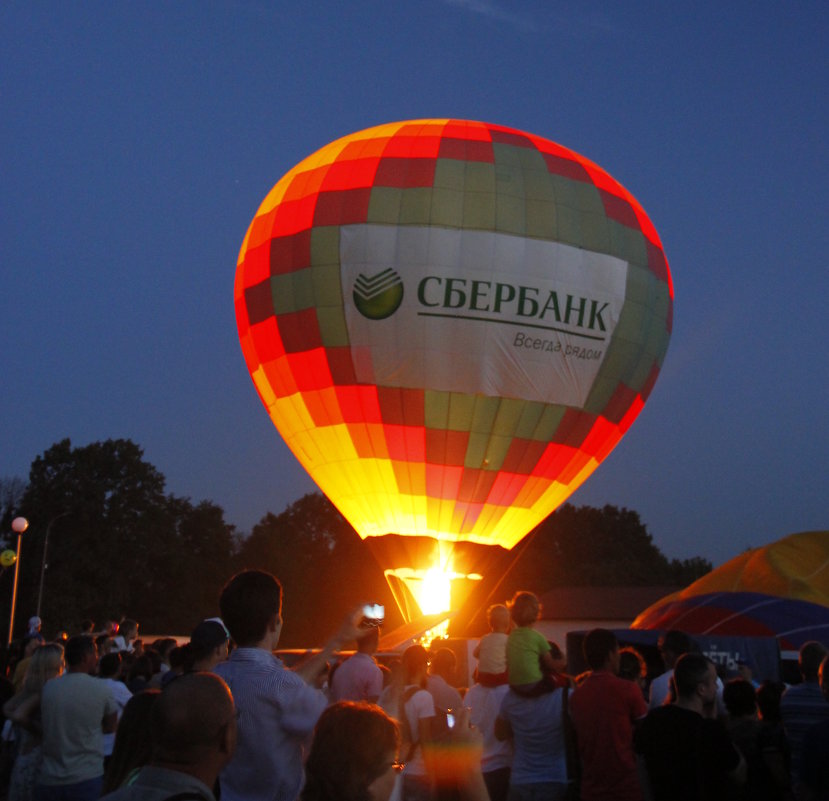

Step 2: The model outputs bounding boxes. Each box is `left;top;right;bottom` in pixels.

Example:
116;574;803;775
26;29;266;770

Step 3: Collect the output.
353;268;404;320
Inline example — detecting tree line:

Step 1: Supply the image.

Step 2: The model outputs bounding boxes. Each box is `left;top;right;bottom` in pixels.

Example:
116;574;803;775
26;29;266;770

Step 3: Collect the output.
0;438;712;646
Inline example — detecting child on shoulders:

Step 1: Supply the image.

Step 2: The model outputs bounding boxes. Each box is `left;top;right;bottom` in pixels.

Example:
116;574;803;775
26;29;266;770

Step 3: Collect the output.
473;604;509;686
506;590;567;696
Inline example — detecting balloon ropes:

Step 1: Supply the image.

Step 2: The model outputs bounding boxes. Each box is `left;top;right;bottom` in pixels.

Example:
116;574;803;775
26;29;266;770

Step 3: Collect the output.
235;120;673;625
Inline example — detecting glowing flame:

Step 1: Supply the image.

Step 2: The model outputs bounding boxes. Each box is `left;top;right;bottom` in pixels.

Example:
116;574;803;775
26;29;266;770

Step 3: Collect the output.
384;552;483;645
418;567;452;614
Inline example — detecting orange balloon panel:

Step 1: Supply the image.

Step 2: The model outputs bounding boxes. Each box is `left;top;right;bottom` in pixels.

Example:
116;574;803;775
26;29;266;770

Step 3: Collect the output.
235;120;673;549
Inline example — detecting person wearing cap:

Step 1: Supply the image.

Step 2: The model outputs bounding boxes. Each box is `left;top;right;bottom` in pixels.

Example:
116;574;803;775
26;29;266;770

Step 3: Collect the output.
187;620;231;673
27;616;45;642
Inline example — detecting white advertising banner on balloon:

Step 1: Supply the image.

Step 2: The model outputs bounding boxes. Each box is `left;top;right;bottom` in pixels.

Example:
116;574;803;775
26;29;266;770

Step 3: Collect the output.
341;224;629;407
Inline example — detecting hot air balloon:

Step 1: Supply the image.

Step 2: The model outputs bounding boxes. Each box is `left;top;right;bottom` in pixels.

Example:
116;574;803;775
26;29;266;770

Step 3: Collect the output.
633;531;829;650
235;119;673;625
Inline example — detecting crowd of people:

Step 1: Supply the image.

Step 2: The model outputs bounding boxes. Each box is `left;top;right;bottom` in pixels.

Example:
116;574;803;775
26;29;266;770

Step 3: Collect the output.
2;579;829;801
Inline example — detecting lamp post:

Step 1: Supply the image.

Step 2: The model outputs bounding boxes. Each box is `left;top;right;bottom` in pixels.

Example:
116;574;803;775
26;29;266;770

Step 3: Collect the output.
37;511;71;620
7;516;29;647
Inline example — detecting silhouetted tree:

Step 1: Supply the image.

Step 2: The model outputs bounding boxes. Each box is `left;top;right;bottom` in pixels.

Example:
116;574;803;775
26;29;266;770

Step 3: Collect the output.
500;503;711;595
0;476;26;538
235;493;397;646
13;438;236;639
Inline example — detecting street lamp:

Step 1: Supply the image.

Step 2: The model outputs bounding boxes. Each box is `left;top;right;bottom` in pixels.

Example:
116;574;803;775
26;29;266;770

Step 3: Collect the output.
7;516;29;647
37;511;71;619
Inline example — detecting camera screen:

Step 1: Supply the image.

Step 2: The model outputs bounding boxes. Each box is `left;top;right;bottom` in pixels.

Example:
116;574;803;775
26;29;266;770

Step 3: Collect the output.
362;603;384;623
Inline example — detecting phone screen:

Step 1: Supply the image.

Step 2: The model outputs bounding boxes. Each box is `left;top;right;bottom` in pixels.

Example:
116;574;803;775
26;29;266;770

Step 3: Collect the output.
361;604;384;625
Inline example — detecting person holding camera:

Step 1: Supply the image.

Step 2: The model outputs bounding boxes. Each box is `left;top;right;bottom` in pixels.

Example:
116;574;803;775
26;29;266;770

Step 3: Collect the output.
330;610;384;704
212;570;366;801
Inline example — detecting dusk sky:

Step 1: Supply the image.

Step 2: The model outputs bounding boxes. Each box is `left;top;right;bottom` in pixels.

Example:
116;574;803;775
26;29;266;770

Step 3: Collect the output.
2;2;826;568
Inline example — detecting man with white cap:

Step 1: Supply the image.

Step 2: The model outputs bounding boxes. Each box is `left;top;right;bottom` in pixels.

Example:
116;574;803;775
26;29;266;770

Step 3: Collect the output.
27;616;44;642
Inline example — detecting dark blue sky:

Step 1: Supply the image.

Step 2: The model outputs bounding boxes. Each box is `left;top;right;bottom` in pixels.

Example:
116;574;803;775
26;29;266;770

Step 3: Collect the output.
2;2;826;566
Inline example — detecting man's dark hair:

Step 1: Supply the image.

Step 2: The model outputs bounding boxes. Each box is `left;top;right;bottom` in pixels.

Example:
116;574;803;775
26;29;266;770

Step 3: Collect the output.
65;634;96;667
401;644;429;687
153;637;178;661
99;652;122;678
799;641;828;681
430;648;457;682
723;678;757;717
129;654;154;684
660;630;693;656
756;680;784;723
582;628;618;670
168;645;187;671
673;652;712;699
618;647;646;681
219;570;282;647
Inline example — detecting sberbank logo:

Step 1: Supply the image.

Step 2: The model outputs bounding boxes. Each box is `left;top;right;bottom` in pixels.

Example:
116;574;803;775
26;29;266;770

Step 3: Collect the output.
353;269;404;320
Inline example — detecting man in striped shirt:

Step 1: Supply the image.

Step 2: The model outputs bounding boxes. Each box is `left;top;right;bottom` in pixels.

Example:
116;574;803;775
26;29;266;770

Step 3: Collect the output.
781;641;829;798
214;570;363;801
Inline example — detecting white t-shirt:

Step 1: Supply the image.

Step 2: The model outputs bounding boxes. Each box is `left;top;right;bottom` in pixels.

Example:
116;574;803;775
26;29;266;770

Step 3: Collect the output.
465;682;512;772
476;632;508;675
100;678;132;756
402;686;435;778
40;672;118;784
648;669;673;708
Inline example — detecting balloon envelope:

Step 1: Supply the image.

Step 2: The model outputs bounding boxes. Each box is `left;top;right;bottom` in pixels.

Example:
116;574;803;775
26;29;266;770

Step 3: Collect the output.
633;531;829;649
235;119;673;549
632;591;829;651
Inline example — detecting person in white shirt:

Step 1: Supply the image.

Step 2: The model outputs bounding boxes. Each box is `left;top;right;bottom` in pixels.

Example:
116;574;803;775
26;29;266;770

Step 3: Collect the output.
97;652;132;764
112;620;138;654
213;569;364;801
37;635;118;801
465;681;512;801
648;630;692;709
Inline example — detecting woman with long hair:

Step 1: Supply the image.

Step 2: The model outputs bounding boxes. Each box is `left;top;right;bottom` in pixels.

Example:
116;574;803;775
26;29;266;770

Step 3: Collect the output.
2;642;65;801
302;702;400;801
303;699;489;801
397;645;438;801
100;688;161;794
